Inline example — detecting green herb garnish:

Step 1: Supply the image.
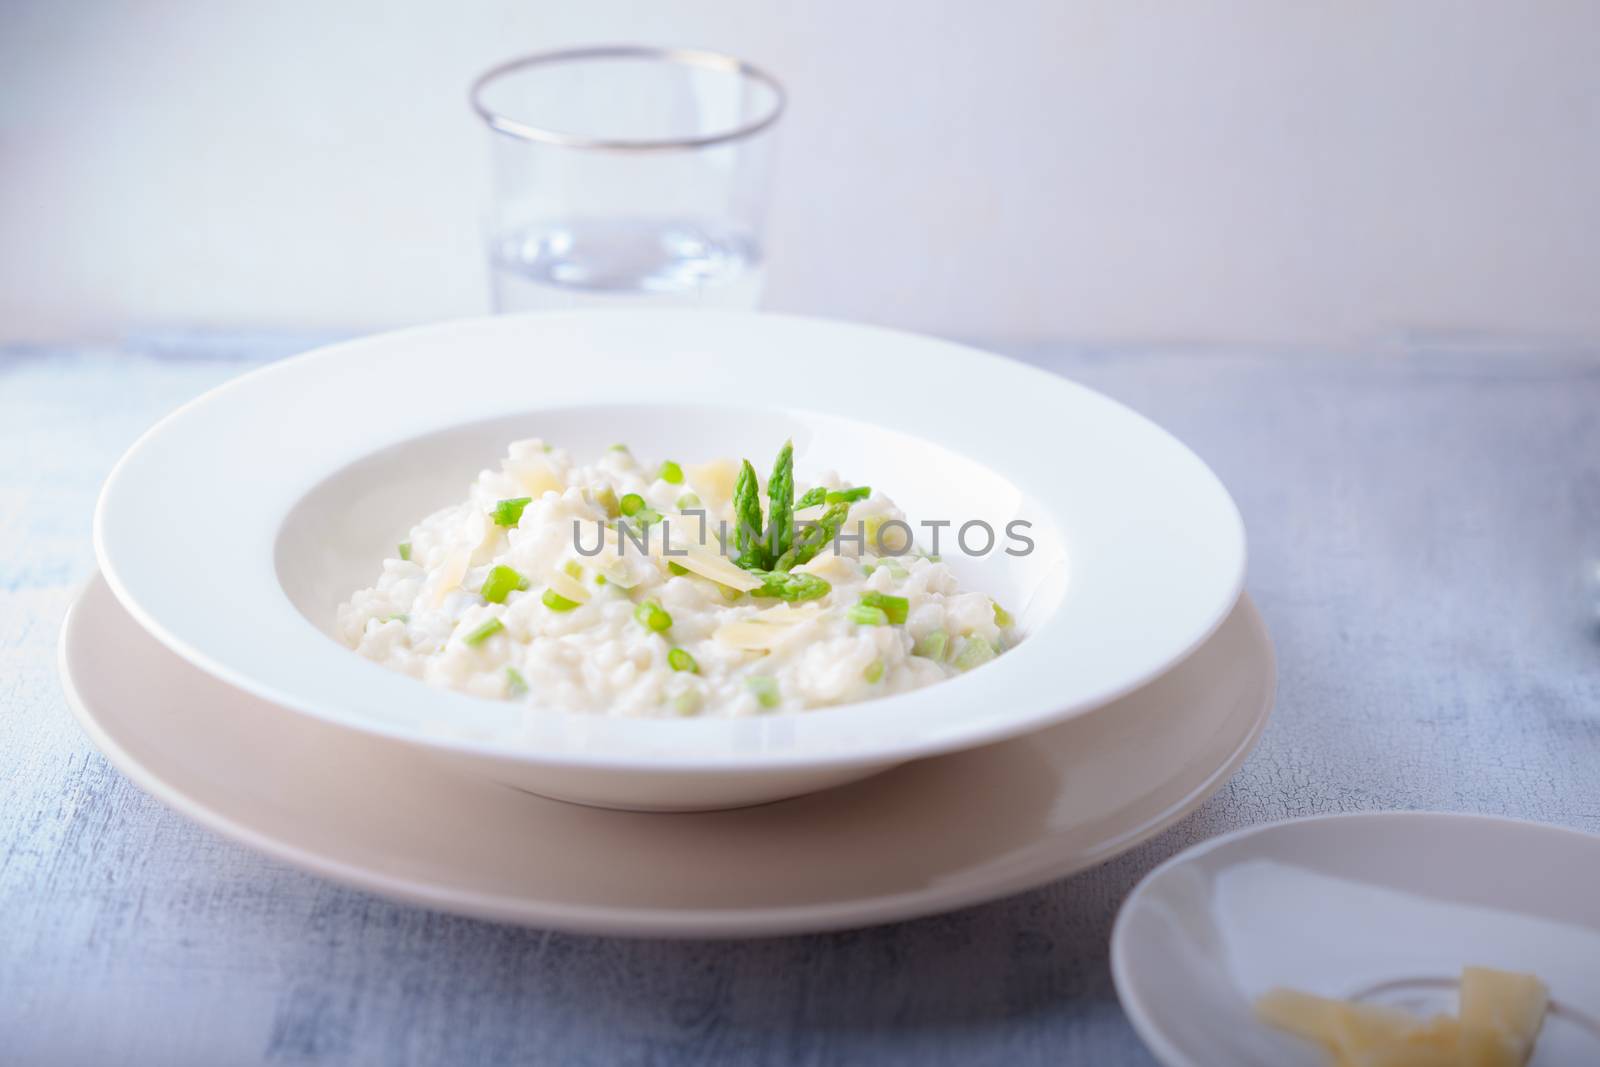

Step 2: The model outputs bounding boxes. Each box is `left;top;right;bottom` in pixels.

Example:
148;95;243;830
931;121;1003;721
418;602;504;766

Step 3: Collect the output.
480;564;529;604
492;497;533;526
658;460;684;484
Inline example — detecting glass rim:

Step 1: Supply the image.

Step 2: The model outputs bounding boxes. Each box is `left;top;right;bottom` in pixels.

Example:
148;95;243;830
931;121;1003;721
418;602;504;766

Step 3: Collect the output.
469;44;787;152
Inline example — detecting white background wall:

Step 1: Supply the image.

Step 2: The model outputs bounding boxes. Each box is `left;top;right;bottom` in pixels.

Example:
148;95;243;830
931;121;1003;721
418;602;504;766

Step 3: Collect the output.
3;0;1598;346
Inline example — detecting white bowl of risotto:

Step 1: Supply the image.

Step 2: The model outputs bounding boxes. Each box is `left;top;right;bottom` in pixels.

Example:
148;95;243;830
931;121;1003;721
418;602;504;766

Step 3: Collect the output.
95;311;1245;810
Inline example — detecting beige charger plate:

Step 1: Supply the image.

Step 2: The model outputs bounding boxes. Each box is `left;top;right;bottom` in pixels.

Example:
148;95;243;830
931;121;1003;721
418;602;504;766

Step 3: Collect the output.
60;574;1274;938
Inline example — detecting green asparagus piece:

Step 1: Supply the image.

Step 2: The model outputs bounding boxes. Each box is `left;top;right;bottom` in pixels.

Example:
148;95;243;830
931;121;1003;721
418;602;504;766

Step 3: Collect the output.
462;618;504;646
480;564;529;604
848;604;890;626
766;439;794;564
746;676;780;709
732;458;767;570
825;486;871;504
773;502;848;570
491;497;533;526
914;629;949;660
634;599;672;633
795;486;827;509
954;638;998;672
858;591;909;624
541;589;578;612
747;569;831;602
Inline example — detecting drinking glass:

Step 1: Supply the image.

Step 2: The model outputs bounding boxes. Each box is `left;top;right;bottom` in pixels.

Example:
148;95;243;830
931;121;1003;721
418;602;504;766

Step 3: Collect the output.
471;46;785;312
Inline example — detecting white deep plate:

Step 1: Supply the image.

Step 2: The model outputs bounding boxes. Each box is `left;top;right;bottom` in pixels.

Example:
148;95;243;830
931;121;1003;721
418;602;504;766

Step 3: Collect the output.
61;575;1273;937
94;311;1246;809
1112;812;1600;1067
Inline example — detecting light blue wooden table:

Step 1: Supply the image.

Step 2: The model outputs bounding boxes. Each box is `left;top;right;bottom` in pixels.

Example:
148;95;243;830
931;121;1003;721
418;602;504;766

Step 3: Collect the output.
4;333;1598;1066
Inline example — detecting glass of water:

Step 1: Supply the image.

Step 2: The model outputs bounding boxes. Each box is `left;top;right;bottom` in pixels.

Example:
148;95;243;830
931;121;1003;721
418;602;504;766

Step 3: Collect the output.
471;46;784;313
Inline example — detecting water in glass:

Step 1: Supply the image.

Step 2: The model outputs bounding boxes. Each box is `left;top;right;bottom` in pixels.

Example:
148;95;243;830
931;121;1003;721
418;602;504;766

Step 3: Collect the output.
490;217;764;311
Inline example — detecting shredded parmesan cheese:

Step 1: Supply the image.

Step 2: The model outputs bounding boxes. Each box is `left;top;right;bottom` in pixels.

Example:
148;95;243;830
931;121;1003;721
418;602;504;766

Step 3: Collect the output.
670;543;762;592
506;455;563;498
752;603;822;624
546;569;591;604
429;548;469;607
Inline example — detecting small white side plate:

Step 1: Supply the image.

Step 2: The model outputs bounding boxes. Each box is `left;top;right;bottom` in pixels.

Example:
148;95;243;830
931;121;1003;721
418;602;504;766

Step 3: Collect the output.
1112;812;1600;1066
61;575;1273;937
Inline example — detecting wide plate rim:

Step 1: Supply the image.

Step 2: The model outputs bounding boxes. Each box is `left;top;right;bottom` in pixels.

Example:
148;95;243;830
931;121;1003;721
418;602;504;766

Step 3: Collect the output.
93;309;1247;771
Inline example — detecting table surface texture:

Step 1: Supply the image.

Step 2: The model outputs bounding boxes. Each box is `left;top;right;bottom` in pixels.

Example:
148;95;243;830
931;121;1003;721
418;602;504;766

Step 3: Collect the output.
3;331;1597;1066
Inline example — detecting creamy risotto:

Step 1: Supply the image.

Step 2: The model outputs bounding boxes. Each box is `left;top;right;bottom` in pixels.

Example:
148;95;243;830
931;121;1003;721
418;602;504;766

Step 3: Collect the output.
338;440;1016;717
